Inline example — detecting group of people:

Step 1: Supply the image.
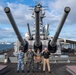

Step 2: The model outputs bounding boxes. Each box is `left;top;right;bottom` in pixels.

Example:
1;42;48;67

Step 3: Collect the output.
17;47;51;73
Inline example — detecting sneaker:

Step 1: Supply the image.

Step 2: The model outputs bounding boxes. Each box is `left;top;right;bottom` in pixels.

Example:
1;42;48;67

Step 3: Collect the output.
43;71;45;73
17;70;19;73
22;70;25;73
49;71;51;73
33;71;35;73
27;70;30;73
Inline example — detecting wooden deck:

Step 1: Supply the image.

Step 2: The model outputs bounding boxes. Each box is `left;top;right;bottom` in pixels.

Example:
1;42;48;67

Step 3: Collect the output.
0;63;74;75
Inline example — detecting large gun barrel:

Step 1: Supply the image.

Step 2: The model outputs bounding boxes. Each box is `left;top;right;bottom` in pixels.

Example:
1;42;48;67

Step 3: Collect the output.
44;24;49;39
4;7;28;52
27;23;33;40
34;6;42;52
48;7;71;53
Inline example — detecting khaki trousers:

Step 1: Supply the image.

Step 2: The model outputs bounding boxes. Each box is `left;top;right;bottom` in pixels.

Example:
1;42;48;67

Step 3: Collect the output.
43;58;50;71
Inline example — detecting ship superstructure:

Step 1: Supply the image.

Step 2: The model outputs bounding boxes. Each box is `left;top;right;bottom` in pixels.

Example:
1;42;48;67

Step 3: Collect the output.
8;3;72;56
4;2;76;58
0;3;76;75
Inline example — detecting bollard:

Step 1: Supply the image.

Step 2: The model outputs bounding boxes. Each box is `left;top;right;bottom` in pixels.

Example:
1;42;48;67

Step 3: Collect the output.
4;53;8;63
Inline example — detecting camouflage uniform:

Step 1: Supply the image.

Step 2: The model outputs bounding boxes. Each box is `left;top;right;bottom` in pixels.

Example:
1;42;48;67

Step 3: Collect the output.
17;52;24;71
34;52;42;72
26;50;34;72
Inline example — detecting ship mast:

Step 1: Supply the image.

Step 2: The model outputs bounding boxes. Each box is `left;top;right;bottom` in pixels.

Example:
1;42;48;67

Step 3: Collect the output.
32;2;45;26
31;2;46;37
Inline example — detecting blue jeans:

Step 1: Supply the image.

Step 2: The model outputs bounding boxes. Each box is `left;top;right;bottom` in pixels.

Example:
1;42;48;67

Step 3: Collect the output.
17;60;24;71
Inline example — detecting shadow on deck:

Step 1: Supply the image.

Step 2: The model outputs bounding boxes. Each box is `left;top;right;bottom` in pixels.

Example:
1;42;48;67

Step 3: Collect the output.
0;63;74;75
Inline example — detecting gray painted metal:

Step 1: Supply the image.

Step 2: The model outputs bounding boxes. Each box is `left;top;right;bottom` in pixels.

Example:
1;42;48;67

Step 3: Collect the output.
34;7;41;46
50;7;70;47
4;7;25;46
27;23;32;39
45;24;49;39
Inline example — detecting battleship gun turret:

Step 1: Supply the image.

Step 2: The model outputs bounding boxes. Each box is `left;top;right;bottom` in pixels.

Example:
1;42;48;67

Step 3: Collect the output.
48;7;71;53
4;7;28;53
34;6;42;52
4;3;71;55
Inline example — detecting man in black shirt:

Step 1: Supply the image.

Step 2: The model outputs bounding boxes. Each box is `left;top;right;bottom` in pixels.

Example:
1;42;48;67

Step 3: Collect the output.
42;47;51;73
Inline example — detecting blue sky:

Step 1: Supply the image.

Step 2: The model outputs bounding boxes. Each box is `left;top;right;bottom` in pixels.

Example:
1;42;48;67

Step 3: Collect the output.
0;0;76;42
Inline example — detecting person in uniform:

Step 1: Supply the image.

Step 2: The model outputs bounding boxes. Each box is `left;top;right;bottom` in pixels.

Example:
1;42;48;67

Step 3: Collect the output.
42;47;51;73
17;46;25;73
26;48;34;73
34;49;42;72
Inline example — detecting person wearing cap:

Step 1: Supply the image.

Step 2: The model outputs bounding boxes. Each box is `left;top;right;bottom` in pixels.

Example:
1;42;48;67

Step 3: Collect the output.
17;46;25;73
42;47;51;73
34;49;42;72
26;48;34;73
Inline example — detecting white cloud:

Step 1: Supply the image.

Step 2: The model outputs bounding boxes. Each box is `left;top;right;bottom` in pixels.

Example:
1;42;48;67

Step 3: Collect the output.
48;0;76;24
40;0;76;40
0;2;34;26
0;28;15;38
4;28;14;32
38;0;76;25
0;2;35;42
7;2;34;26
0;0;76;42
